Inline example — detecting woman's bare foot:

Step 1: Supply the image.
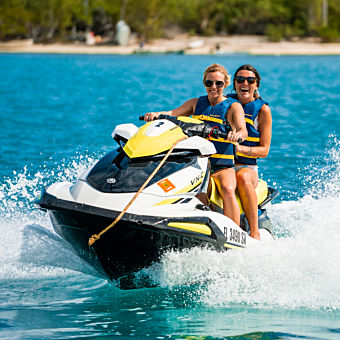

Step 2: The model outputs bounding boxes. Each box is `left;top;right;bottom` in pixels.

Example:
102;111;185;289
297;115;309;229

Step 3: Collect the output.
250;230;261;240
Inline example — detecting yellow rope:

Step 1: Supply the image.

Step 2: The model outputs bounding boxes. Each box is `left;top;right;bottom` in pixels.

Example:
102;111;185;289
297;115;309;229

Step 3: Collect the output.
88;135;188;246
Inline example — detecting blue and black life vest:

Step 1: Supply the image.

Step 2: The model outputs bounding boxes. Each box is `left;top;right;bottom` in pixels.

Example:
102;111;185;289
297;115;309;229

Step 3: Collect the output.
228;94;268;165
192;95;237;167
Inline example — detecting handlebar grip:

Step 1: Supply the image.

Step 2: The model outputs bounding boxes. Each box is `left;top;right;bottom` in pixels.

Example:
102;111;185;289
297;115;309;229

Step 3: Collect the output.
219;132;229;139
213;130;228;139
139;114;167;121
213;130;243;143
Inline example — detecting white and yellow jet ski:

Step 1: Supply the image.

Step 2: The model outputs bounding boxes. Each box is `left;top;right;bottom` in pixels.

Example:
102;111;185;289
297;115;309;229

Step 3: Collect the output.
35;115;278;287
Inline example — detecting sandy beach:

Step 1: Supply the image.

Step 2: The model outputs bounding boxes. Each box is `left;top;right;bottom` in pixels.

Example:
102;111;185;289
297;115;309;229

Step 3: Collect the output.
1;34;340;55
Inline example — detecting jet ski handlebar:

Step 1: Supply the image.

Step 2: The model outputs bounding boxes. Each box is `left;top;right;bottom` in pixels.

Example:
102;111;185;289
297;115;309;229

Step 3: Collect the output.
139;114;241;143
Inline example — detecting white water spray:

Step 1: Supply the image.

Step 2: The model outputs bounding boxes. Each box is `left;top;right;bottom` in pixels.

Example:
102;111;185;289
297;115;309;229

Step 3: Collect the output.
0;153;98;280
144;136;340;310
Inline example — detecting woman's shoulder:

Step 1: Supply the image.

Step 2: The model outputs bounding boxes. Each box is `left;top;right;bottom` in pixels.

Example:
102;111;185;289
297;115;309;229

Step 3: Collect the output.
187;97;199;112
260;102;271;114
258;103;272;123
188;97;199;105
229;99;243;109
181;97;199;105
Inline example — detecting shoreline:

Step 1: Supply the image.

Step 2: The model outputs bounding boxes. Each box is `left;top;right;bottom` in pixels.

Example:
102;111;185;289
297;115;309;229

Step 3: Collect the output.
1;35;340;55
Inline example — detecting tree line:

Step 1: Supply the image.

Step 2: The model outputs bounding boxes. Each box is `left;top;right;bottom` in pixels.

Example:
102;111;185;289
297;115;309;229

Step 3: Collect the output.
0;0;339;42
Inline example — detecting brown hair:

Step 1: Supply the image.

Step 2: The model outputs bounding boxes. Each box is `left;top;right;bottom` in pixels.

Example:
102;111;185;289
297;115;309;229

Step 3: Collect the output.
233;64;261;99
203;63;230;87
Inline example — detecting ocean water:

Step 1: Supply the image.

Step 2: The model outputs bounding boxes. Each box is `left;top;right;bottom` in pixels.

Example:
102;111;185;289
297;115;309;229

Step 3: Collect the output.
0;53;340;339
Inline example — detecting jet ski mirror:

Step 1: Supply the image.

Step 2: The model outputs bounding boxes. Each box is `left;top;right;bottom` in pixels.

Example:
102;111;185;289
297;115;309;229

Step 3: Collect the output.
112;123;139;145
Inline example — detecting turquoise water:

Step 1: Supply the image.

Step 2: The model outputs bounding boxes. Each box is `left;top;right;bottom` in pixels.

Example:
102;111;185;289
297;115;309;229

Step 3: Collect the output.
0;53;340;339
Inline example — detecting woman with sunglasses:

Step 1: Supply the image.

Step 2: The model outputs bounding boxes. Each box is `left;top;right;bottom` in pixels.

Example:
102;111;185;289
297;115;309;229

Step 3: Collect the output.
145;63;247;227
228;64;272;240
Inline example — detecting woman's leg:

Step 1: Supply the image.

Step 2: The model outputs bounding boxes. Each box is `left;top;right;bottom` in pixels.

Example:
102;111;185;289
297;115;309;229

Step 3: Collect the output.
212;168;240;225
236;168;260;240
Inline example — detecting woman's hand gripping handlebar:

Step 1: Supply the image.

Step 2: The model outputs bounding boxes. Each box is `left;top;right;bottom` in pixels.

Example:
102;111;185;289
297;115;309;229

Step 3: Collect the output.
209;127;243;144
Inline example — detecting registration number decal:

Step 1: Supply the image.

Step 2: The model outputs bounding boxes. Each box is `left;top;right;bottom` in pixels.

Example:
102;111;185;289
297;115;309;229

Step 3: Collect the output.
224;227;246;246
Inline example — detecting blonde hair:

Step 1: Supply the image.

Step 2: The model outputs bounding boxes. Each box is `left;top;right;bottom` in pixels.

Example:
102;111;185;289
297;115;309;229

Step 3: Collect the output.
203;63;230;87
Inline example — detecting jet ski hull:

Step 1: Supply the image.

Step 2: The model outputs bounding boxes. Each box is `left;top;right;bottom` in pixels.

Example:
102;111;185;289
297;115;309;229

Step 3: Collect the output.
38;191;227;283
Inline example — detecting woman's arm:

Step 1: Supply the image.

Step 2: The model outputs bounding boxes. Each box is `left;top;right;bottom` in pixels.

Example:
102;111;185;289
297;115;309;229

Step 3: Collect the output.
144;98;198;121
227;102;248;143
236;104;272;158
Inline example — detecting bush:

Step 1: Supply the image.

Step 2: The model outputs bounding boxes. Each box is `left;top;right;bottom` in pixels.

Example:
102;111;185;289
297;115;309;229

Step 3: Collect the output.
318;26;339;43
266;24;283;42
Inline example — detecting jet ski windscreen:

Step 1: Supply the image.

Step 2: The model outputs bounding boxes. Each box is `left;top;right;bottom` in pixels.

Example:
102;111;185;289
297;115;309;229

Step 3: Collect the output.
86;149;197;193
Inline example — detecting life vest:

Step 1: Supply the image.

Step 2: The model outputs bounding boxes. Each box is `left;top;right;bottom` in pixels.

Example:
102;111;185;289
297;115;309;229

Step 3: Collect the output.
228;94;268;165
192;95;237;167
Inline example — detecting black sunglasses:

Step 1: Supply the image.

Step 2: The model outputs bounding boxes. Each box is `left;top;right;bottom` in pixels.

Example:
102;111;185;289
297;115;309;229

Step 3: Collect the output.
204;80;225;88
235;76;257;84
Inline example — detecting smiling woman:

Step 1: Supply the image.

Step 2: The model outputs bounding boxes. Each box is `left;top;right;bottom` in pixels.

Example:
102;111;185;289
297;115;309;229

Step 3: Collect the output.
228;64;272;240
144;63;248;227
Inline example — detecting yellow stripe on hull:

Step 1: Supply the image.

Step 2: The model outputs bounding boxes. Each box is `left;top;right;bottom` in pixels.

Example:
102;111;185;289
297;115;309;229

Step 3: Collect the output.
223;243;243;249
168;222;212;235
153;178;204;206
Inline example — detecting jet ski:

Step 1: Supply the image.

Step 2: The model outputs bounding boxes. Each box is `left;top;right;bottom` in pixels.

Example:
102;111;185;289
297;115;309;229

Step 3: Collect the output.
35;115;278;287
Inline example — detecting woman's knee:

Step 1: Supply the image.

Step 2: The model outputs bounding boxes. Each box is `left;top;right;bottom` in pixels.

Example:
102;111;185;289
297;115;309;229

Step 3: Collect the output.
236;170;254;187
212;169;237;197
219;181;236;197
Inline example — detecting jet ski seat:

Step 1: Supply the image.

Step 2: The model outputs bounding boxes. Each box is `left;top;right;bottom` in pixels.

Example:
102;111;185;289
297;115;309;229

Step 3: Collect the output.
209;178;269;214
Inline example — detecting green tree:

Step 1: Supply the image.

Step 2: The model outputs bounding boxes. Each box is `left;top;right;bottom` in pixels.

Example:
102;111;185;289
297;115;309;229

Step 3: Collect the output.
25;0;85;41
0;0;29;40
0;0;339;42
124;0;176;40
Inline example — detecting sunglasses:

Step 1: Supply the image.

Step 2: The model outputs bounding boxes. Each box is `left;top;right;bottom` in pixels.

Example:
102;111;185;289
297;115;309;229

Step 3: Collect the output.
204;80;225;88
235;76;257;84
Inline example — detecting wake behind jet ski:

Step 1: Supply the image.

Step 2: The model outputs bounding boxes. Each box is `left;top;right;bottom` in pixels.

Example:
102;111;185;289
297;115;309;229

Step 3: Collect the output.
35;115;278;288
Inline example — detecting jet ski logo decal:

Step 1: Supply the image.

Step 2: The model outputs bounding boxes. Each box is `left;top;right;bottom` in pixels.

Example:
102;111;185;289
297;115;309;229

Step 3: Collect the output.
191;171;205;186
157;179;176;192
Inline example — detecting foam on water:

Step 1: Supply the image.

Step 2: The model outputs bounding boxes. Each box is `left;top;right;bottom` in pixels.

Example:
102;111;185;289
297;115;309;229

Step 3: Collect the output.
0;152;97;221
0;152;99;281
144;194;340;310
